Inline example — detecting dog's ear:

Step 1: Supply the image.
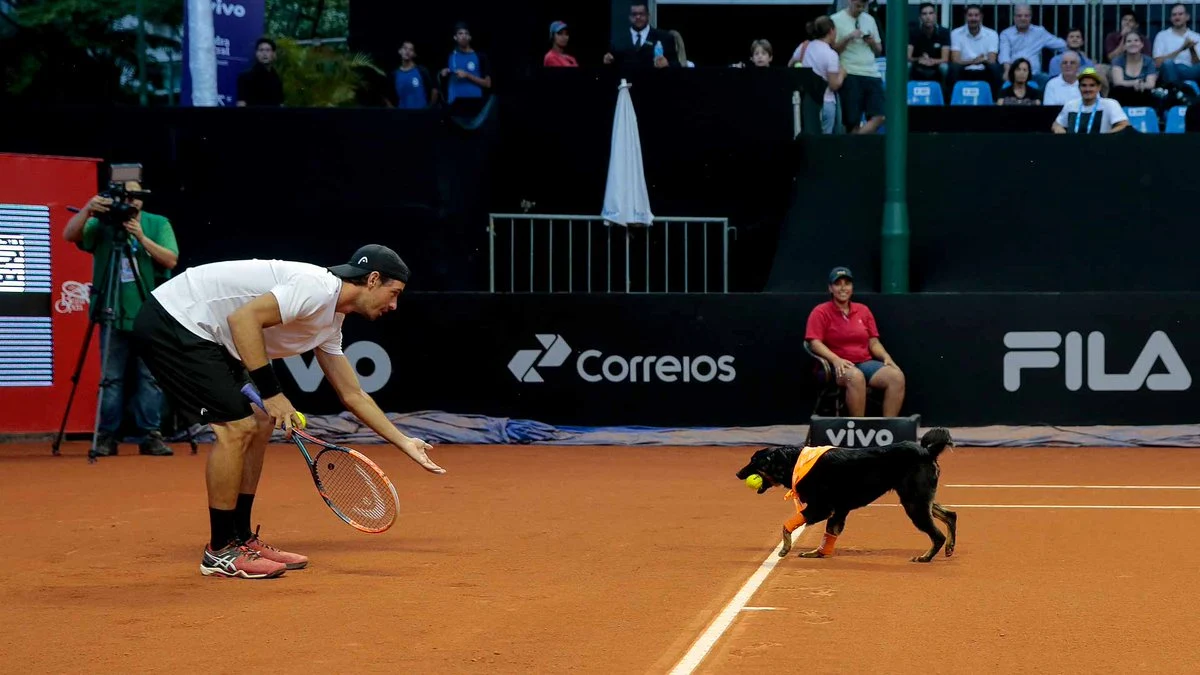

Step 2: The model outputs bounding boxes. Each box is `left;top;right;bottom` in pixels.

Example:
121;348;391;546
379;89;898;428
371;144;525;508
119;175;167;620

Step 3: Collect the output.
920;428;955;457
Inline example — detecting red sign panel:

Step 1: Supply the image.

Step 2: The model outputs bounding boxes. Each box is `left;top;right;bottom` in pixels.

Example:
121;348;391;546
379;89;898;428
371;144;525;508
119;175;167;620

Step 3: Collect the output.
0;153;101;434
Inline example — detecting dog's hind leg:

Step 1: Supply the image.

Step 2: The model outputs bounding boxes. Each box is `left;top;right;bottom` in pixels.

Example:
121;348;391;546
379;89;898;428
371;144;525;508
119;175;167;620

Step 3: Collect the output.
799;509;847;559
904;501;946;563
931;503;958;557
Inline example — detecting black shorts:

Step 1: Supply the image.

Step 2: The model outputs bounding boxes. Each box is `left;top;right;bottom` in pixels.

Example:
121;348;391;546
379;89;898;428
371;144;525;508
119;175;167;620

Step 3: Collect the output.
132;295;254;425
840;74;885;129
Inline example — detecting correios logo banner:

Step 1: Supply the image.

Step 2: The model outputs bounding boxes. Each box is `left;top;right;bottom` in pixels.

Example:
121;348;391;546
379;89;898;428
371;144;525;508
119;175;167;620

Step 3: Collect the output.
508;334;736;384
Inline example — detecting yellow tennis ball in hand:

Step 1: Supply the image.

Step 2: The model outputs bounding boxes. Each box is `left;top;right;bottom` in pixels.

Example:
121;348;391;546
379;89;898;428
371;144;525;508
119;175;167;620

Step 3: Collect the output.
745;474;763;490
294;412;307;429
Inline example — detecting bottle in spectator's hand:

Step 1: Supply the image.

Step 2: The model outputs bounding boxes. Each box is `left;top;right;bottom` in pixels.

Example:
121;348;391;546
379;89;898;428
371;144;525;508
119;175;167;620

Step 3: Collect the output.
654;41;664;60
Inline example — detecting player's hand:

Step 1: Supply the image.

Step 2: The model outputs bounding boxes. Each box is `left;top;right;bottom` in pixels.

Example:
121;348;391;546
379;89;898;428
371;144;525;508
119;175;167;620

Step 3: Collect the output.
263;392;300;437
603;52;614;65
455;69;468;79
87;195;112;214
398;436;446;474
884;358;899;369
848;29;863;41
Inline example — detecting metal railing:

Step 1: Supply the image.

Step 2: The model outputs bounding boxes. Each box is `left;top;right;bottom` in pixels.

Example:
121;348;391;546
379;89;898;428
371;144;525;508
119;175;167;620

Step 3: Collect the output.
487;214;736;293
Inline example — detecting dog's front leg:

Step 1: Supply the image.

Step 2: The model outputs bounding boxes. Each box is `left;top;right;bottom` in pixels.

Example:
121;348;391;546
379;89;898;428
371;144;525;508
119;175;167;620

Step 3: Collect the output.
778;512;806;557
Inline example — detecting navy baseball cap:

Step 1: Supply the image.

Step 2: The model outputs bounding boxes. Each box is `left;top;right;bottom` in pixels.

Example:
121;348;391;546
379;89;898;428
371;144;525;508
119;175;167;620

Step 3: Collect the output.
329;244;411;283
828;266;853;284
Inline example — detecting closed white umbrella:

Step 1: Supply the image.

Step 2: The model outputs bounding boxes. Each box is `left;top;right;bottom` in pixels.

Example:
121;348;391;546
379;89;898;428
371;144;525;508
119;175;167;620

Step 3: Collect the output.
601;79;654;291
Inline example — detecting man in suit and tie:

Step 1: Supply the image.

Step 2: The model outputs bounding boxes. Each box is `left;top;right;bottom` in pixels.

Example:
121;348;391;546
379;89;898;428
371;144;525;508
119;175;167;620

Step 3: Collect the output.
604;2;678;69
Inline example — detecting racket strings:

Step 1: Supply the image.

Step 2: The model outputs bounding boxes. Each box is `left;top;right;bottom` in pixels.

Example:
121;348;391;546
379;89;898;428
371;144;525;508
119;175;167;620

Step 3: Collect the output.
313;449;397;530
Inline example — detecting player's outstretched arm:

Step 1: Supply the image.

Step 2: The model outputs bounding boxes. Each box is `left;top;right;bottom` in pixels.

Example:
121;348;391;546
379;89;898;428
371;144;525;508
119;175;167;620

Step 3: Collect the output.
315;349;446;474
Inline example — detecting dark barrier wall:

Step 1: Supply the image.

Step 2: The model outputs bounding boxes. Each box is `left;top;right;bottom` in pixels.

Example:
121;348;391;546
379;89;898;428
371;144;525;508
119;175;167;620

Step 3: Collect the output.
0;106;498;291
278;292;1197;428
769;132;1200;293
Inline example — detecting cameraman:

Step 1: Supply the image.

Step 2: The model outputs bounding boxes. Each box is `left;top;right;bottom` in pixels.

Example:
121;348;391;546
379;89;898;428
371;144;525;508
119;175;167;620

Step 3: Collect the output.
63;180;179;457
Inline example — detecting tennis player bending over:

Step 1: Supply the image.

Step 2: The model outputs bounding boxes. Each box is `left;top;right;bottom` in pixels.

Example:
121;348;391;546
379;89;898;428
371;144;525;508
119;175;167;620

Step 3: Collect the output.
132;244;445;579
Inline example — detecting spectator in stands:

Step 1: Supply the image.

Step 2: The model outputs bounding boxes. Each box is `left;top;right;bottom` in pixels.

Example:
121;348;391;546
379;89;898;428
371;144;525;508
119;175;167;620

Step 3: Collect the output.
604;2;678;70
805;266;906;418
996;57;1041;105
832;0;885;134
750;39;774;67
801;16;846;134
670;30;695;67
999;3;1067;88
1153;4;1200;94
236;37;284;107
908;2;950;87
1048;28;1096;77
1111;33;1160;108
441;23;492;119
1104;11;1148;64
394;41;439;109
731;40;774;68
1052;68;1129;134
949;4;1002;97
1043;51;1082;105
544;21;578;67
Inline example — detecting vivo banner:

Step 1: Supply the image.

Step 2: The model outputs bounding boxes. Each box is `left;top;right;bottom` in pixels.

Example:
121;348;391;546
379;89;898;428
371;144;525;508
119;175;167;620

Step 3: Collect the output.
270;293;1197;428
181;0;266;106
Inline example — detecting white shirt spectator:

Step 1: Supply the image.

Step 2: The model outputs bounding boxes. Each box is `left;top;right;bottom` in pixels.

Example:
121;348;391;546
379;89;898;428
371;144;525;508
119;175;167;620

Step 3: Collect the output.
1153;28;1200;65
951;24;999;71
999;24;1067;74
802;39;842;103
1054;97;1128;133
1043;74;1080;105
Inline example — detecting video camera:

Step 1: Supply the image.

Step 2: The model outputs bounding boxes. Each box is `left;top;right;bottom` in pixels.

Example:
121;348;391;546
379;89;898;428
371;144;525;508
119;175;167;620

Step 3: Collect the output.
96;163;151;232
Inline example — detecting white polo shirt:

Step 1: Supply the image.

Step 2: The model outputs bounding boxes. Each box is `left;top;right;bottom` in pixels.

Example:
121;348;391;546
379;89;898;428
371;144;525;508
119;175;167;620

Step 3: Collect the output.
1042;75;1080;106
950;24;999;70
152;259;346;361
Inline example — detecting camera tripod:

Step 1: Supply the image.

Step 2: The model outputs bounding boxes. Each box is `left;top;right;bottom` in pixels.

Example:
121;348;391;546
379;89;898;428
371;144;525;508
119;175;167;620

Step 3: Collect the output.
50;227;197;461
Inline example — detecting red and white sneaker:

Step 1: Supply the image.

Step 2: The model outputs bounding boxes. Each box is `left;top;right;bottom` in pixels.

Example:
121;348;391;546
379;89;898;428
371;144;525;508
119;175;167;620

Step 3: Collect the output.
200;542;286;579
242;525;309;570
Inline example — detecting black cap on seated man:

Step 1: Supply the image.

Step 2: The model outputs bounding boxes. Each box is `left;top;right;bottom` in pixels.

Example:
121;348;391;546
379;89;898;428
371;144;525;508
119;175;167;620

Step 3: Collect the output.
328;244;411;282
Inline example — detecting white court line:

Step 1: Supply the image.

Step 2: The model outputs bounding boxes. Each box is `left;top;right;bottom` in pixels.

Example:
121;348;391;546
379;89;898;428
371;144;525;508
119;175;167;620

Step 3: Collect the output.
667;525;807;675
669;497;1200;672
948;484;1200;490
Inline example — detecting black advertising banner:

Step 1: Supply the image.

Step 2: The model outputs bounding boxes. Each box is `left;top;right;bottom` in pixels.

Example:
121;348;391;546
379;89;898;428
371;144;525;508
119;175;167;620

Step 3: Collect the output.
274;293;1198;428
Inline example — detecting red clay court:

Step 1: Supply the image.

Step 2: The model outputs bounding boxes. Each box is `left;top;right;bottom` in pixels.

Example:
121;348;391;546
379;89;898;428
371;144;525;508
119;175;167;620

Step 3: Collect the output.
2;440;1197;673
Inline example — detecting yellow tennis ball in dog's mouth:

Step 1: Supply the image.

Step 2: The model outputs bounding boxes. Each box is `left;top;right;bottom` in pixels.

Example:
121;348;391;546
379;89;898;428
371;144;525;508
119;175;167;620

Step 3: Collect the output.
745;474;763;490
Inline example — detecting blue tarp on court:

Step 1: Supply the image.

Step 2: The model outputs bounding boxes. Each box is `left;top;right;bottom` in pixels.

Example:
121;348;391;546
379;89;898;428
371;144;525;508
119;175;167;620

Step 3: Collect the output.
165;410;1200;448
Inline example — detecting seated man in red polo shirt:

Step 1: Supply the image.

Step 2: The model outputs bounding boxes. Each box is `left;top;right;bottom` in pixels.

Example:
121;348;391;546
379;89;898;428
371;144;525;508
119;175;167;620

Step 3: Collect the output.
804;266;906;417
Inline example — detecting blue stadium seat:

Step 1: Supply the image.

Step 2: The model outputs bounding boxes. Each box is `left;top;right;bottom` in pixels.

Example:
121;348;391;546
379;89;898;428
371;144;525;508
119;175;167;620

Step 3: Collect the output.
907;81;943;106
1124;106;1159;133
951;81;993;105
1166;105;1188;133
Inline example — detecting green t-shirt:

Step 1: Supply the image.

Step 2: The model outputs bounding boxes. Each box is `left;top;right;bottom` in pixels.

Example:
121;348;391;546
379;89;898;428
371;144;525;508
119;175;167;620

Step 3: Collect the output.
78;212;178;331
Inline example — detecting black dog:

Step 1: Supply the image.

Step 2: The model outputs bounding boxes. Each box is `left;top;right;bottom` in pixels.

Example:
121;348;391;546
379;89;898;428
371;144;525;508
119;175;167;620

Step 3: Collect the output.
735;428;957;563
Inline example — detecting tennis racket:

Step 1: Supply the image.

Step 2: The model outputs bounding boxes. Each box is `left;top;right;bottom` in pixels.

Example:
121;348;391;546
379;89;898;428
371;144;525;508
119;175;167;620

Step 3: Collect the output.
241;384;400;533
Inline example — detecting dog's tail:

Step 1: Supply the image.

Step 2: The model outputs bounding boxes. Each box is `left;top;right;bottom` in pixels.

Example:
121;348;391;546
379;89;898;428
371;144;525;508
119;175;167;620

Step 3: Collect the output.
919;427;955;459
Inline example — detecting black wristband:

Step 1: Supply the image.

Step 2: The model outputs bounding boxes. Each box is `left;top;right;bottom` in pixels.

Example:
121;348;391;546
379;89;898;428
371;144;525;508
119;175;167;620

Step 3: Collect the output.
249;365;281;400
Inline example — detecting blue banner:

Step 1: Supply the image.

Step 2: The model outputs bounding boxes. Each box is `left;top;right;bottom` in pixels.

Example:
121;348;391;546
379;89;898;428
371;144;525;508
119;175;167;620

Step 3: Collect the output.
181;0;266;106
